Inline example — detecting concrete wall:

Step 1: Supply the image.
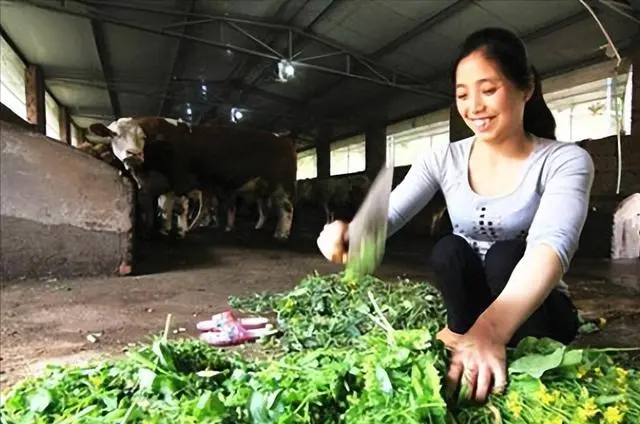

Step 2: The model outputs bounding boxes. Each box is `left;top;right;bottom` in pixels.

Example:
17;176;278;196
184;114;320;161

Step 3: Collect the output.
1;120;136;281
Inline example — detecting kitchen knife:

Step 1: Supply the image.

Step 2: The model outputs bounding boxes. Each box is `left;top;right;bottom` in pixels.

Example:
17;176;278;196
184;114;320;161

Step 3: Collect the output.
345;146;395;279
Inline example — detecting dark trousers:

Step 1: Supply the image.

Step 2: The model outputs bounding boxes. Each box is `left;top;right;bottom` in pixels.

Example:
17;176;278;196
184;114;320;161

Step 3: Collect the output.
430;234;579;347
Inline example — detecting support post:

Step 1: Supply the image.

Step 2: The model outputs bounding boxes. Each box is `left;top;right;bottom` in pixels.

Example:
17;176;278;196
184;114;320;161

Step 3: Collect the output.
316;125;331;178
25;65;45;135
59;108;71;144
365;121;387;179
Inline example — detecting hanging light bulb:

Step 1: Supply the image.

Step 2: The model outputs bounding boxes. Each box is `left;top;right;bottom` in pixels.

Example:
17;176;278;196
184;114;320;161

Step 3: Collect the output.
230;107;244;123
277;59;295;82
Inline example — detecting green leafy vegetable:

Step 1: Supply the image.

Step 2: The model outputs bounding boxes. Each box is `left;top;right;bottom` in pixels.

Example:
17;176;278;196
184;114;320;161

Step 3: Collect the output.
1;273;638;424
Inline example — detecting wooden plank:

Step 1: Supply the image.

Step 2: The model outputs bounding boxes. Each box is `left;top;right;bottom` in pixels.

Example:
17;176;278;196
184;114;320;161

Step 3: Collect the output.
59;107;71;144
24;65;45;134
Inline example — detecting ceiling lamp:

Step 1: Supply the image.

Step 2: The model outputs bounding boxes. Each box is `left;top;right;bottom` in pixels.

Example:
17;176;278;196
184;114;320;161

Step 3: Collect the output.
184;103;193;121
230;107;244;123
277;59;295;82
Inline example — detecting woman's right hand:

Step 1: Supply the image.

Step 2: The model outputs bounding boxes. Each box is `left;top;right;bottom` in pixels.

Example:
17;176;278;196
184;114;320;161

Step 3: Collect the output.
316;220;349;264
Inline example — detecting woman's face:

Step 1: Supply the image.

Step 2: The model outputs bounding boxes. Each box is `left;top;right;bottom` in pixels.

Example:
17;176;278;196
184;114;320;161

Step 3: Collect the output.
455;50;531;144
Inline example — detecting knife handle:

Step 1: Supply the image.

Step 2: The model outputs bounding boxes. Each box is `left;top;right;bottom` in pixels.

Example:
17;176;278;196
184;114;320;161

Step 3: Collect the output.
317;220;349;264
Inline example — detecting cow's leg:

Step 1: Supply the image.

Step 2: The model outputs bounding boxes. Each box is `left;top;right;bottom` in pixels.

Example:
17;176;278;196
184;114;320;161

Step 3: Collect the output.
255;197;267;230
196;194;211;228
136;188;155;238
176;195;190;238
323;203;331;225
273;186;294;240
225;199;237;232
157;192;175;236
209;195;219;228
185;189;203;233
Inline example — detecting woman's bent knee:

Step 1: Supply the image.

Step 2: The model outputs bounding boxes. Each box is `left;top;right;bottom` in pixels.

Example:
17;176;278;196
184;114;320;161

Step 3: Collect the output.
484;239;526;276
430;234;473;268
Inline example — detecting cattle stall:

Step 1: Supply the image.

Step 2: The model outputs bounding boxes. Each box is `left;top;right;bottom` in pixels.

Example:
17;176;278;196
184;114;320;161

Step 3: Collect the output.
0;118;135;281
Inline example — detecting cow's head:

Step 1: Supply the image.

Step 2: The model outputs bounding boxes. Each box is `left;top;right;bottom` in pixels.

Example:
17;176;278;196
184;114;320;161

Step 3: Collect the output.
88;118;146;169
295;179;314;203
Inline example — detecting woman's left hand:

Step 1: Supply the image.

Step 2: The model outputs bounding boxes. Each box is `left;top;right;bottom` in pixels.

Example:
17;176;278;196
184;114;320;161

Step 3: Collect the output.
446;322;508;403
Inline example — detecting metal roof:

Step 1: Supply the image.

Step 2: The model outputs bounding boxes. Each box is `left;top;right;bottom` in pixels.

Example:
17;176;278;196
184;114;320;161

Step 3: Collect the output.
1;0;638;149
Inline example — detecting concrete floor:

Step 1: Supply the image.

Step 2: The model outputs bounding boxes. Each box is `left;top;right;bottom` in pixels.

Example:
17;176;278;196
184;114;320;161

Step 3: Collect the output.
1;226;639;390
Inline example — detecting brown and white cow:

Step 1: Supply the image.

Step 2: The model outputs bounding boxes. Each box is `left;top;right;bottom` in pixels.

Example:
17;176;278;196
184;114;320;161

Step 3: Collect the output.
185;124;297;239
88;117;297;240
88;117;202;238
297;174;371;224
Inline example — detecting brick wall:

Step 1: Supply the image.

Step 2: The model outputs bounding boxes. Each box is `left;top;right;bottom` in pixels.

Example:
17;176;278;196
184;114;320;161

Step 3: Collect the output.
578;134;640;196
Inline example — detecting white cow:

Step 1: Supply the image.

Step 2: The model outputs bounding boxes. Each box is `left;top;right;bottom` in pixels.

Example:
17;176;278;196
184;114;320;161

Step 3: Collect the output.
612;193;640;260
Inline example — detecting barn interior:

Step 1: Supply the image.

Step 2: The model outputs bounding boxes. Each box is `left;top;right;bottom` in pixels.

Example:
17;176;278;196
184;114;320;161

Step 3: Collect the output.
1;0;639;408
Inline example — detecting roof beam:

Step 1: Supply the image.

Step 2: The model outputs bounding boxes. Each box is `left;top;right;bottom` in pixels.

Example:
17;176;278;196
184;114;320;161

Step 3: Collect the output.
23;0;442;100
234;82;303;107
157;0;197;117
48;74;304;108
90;18;120;119
241;0;345;88
178;77;305;107
371;0;473;60
288;1;472;120
324;8;605;123
229;0;347;131
224;0;301;83
199;0;305;123
521;10;591;43
539;32;640;80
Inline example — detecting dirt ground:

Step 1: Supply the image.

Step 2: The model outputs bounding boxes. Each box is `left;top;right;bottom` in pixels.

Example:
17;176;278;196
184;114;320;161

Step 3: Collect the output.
1;226;639;391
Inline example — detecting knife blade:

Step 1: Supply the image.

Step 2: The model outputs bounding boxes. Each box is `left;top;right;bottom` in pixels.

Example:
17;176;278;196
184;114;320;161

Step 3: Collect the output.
345;143;395;279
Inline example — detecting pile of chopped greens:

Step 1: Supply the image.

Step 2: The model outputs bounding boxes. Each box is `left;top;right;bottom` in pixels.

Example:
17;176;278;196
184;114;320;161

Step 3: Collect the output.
1;272;638;423
228;272;447;352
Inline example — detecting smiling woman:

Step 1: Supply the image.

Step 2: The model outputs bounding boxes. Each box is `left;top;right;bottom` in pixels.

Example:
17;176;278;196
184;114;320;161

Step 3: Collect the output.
452;28;557;143
316;27;595;405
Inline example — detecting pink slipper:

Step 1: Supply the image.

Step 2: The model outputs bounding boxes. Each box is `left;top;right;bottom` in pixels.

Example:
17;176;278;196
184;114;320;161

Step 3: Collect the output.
199;320;277;347
196;310;269;332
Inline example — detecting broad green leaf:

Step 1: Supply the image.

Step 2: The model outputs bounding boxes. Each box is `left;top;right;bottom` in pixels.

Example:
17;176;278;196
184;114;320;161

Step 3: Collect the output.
249;391;273;424
152;339;177;371
410;365;424;397
138;368;157;390
28;388;51;413
422;362;443;399
194;390;226;418
559;349;584;367
508;376;540;393
375;366;393;396
266;389;282;409
508;346;566;378
102;394;118;411
513;337;563;357
394;348;411;363
61;405;98;423
595;394;625;406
